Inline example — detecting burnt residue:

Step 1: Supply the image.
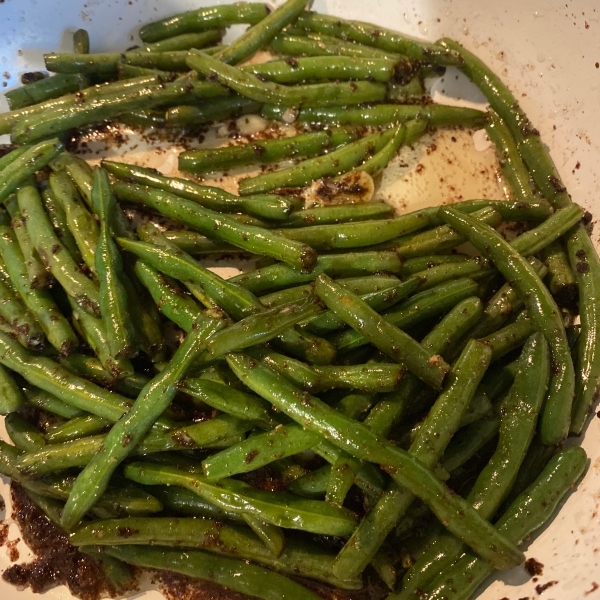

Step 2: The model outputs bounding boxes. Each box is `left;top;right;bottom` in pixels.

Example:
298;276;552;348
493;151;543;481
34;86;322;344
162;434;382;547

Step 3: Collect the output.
525;557;544;576
2;484;119;600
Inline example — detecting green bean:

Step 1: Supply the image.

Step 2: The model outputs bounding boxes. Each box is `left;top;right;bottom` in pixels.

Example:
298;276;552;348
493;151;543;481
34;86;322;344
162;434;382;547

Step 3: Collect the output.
17;183;101;316
23;386;83;419
187;49;387;108
0;75;159;136
442;416;500;473
5;412;46;452
0;211;79;355
331;278;479;355
287;465;330;498
300;278;419;337
270;32;407;61
466;256;547;340
202;422;324;480
541;240;578;309
397;333;550;599
420;446;586;600
182;378;277;429
567;224;600;433
285;203;394;228
453;198;552;221
6;195;52;289
0;365;25;414
216;0;309;65
119;109;170;129
364;296;483;437
0;331;170;426
237;124;418;195
485;110;536;203
261;103;486;128
5;73;87;110
125;461;358;537
0;261;45;350
134;261;204;332
48;171;99;274
103;160;298;222
139;3;270;43
387;76;427;102
249;55;406;84
402;254;470;276
0;147;31;172
441;207;574;444
259;274;400;309
71;28;89;54
61;310;223;528
113;182;317;269
165;97;263;128
106;544;323;600
144;30;223;52
0;139;64;203
17;414;247;477
315;274;449;390
275;210;434;252
483;312;535;362
333;338;492;579
349;122;413;178
510;203;584;256
294;12;461;66
69;298;134;380
177;126;362;174
72;516;360;590
40;186;82;261
11;80;229;145
92;167;137;359
226;352;523;570
46;414;109;443
391;206;502;257
408;256;493;290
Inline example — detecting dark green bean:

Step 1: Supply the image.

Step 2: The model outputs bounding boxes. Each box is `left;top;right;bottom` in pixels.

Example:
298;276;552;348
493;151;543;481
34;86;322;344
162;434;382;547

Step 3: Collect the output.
165;97;263;128
103;160;299;222
177;126;362;174
139;3;270;43
113;182;317;269
144;30;224;53
5;73;87;110
186;49;387;108
541;240;578;309
441;207;574;444
73;28;90;54
5;412;46;451
40;186;82;261
226;352;523;570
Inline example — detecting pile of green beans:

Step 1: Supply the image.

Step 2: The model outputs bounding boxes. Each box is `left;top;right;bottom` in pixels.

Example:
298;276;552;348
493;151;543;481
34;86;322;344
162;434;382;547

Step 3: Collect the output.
0;2;597;600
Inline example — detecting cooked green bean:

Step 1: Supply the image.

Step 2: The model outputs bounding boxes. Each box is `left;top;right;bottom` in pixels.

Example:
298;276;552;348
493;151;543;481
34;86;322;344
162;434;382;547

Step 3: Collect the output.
5;412;46;451
46;414;110;444
261;103;486;128
275;209;434;251
139;3;270;43
5;73;87;110
186;49;387;108
216;0;309;65
144;30;223;52
60;310;223;528
441;207;574;444
330;278;479;355
49;171;100;274
18;183;101;316
104;160;299;222
249;55;406;84
419;446;586;600
333;338;492;579
284;203;394;227
11;80;229;145
397;333;550;599
73;28;90;54
125;462;358;537
23;386;83;419
567;224;600;433
93;167;137;359
165;97;263;128
485;110;536;203
226;352;523;570
0;365;25;415
72;515;360;590
40;186;82;261
0;210;79;355
0;139;64;203
113;182;317;269
6;194;51;290
294;11;461;65
177;126;362;174
364;296;483;437
541;240;578;308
